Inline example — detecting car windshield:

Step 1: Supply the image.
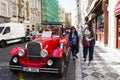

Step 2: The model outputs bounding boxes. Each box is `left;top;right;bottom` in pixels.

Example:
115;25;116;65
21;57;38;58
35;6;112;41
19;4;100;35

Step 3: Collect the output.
0;27;4;34
40;22;64;38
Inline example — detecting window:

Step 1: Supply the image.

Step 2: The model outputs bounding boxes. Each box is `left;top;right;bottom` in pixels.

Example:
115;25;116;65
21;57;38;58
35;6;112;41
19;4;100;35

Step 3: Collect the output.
12;5;17;17
0;27;4;33
1;3;7;16
3;27;10;34
97;14;104;33
118;19;120;37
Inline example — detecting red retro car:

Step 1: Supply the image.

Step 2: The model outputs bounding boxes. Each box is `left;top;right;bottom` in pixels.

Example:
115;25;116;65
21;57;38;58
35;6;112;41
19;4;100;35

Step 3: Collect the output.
9;22;71;77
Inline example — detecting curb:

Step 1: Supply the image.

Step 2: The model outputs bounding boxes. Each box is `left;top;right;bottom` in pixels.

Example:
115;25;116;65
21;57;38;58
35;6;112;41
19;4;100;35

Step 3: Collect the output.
75;44;82;80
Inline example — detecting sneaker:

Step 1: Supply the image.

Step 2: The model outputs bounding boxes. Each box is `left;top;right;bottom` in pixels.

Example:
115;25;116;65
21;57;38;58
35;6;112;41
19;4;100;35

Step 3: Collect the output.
73;58;75;61
88;61;91;66
84;58;86;62
73;56;75;61
75;55;78;58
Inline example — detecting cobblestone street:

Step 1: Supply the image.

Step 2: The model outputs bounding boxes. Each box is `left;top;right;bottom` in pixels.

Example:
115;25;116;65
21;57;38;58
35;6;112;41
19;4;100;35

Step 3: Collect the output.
77;42;120;80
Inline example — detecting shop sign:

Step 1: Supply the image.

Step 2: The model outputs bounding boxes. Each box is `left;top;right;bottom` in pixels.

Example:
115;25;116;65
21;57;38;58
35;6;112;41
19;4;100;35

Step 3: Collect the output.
115;0;120;14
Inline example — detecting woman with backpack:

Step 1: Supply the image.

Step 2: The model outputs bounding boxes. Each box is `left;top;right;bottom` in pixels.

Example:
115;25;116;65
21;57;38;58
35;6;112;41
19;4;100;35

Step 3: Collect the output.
68;26;80;61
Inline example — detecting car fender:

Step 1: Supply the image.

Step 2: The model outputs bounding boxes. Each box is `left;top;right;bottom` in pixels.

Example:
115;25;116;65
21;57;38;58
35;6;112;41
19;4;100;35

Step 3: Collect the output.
51;48;64;58
9;47;24;55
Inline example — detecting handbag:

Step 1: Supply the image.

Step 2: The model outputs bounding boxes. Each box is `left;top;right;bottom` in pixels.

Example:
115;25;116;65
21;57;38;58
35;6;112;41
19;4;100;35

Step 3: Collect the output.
83;40;90;47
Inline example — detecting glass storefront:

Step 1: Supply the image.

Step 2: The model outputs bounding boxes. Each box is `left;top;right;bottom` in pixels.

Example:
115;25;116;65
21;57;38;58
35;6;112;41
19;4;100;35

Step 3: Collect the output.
97;14;104;43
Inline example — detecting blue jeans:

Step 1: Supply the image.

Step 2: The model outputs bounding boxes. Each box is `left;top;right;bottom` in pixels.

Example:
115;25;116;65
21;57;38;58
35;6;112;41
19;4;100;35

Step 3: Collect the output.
83;40;95;61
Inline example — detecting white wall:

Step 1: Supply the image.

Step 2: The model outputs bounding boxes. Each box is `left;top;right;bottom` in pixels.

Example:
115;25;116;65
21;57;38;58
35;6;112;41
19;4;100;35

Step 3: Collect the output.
108;0;118;48
0;0;9;17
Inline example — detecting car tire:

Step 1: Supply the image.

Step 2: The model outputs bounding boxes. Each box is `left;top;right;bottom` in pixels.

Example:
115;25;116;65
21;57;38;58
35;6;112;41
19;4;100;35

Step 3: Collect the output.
21;38;25;43
9;56;19;73
56;56;66;78
27;37;31;41
0;40;7;48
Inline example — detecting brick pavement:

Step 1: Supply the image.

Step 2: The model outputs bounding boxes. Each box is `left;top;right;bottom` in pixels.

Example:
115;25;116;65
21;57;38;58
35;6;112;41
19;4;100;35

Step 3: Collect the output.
76;42;120;80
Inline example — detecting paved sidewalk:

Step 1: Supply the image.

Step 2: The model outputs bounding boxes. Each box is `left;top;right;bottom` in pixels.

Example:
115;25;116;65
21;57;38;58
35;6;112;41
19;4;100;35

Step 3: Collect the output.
76;42;120;80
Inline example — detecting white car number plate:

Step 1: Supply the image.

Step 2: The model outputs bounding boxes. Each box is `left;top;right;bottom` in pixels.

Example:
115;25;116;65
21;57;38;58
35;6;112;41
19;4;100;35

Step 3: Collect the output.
23;67;39;72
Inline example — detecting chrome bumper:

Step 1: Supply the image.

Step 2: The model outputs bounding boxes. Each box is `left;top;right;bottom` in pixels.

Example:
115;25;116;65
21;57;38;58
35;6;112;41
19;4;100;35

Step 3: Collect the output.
9;65;58;73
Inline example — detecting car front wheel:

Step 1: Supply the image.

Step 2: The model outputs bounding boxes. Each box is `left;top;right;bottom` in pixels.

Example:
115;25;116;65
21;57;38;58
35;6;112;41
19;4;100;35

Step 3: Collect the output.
21;38;25;43
9;56;19;73
56;56;67;78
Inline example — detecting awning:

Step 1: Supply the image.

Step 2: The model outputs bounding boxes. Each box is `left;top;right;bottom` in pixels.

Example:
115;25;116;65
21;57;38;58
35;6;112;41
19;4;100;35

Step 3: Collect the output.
88;0;99;14
87;0;99;16
115;0;120;15
86;0;102;20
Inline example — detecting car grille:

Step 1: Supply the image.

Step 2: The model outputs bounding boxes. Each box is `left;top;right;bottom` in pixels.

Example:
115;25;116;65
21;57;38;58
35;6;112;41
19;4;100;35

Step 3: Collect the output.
27;41;42;60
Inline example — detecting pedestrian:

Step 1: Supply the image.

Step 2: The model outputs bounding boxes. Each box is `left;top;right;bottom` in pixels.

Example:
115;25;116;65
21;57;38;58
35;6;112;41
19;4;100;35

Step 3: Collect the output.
68;26;80;61
82;22;95;65
32;28;36;39
26;29;31;41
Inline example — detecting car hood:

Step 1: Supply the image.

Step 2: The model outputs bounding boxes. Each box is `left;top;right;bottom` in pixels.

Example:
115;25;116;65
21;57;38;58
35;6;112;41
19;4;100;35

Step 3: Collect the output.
33;37;60;50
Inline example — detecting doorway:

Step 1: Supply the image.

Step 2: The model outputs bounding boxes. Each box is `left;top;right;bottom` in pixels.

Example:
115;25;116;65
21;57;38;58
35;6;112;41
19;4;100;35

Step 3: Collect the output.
117;15;120;49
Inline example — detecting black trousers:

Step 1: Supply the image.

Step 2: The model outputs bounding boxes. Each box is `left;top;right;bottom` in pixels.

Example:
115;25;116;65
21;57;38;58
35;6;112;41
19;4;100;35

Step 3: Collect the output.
71;45;79;56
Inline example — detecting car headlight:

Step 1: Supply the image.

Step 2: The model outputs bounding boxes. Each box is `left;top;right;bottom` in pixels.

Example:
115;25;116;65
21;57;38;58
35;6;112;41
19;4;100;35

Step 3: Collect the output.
60;43;64;49
47;59;53;66
40;49;48;58
18;49;25;57
12;57;18;63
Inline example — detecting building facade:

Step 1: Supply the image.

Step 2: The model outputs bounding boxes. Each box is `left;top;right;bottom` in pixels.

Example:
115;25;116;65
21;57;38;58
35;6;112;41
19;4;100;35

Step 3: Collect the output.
76;0;81;28
79;0;88;26
6;0;41;31
80;0;120;50
0;0;10;23
41;0;59;23
65;13;71;27
29;0;41;30
0;0;69;31
109;0;120;49
59;5;66;23
72;8;78;28
81;0;108;46
59;5;72;28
